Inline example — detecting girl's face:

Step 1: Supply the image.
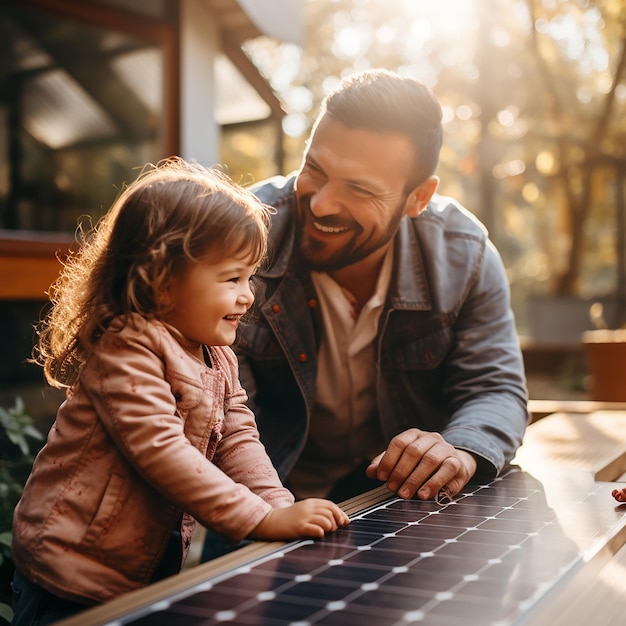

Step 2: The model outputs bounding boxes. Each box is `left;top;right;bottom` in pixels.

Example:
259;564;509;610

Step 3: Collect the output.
162;255;256;351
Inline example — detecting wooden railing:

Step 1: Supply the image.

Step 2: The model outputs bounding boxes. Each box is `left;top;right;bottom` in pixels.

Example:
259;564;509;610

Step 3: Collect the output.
0;229;76;300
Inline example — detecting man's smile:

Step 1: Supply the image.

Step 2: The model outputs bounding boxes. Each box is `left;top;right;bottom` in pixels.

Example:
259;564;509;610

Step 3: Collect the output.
313;221;349;234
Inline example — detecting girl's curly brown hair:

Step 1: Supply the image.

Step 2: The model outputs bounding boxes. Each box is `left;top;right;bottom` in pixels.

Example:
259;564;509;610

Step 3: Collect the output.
34;157;272;389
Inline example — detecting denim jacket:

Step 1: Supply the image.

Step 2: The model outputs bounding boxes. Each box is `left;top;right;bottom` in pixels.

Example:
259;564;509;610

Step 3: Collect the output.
236;175;528;484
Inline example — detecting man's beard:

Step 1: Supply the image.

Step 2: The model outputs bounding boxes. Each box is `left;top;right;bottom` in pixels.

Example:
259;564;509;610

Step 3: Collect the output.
299;229;383;272
297;197;405;273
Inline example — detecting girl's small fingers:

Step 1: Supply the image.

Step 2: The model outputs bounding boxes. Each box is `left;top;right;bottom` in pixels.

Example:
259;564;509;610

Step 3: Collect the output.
330;505;348;524
313;512;334;531
304;524;325;538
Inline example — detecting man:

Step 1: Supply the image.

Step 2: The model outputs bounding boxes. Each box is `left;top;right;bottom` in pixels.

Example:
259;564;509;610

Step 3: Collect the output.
237;69;528;511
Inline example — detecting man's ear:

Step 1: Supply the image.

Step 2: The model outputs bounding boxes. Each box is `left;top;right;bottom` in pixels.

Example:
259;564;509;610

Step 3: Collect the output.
404;176;440;218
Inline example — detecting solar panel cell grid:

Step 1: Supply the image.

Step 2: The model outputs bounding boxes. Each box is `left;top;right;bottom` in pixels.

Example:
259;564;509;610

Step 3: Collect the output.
116;468;626;626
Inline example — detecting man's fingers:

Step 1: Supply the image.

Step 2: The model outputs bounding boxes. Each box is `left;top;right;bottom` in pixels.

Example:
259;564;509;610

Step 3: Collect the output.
370;429;424;481
394;452;459;500
366;451;384;478
414;455;463;500
385;433;443;492
367;431;477;502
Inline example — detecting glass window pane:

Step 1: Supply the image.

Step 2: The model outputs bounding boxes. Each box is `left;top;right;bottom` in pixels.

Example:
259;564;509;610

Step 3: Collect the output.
0;3;165;232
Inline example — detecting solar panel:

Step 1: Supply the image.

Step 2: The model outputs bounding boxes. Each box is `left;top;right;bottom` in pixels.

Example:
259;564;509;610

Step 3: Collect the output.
100;467;626;626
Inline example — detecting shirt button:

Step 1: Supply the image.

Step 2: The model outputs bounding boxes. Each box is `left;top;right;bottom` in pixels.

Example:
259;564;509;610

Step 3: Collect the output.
272;304;281;313
298;353;307;362
308;299;317;308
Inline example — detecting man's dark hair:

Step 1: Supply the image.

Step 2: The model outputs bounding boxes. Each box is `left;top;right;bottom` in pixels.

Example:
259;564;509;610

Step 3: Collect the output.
319;69;443;186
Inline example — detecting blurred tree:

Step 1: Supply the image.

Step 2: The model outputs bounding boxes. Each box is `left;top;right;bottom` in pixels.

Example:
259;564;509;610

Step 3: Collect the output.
241;0;626;330
524;0;626;300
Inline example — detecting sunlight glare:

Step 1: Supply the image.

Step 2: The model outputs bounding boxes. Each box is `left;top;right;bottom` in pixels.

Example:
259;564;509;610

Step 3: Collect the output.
440;105;455;125
376;25;395;44
409;19;432;41
497;109;516;127
405;0;478;40
491;28;511;47
536;151;557;176
282;113;308;138
333;23;372;59
522;183;540;203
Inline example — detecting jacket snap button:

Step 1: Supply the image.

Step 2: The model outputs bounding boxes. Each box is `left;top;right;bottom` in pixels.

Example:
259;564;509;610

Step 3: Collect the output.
298;353;307;362
272;304;281;313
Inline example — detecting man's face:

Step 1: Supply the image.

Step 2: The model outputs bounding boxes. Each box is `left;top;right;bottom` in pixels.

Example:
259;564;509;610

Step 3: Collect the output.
295;115;417;272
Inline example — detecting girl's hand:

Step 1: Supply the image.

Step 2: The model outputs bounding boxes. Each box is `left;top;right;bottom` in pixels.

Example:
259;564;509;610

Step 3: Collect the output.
612;488;626;503
248;499;349;540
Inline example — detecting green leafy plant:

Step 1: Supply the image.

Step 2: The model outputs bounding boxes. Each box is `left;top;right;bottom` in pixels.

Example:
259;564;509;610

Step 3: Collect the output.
0;397;44;623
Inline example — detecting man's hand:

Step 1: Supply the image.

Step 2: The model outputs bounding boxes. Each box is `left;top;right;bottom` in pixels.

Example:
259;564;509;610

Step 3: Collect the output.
248;499;349;541
366;428;477;500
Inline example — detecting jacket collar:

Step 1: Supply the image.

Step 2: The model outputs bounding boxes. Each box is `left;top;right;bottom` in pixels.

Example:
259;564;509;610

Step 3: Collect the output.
257;176;299;279
388;217;432;311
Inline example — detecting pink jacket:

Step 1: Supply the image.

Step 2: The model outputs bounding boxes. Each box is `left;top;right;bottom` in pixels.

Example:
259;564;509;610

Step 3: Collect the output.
11;314;294;604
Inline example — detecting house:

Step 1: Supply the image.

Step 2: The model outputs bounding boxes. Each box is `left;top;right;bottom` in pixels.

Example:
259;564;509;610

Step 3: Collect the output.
0;0;302;401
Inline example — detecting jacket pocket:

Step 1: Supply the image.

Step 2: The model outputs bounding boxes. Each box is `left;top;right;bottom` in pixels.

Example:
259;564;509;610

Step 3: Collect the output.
81;473;127;547
389;327;453;371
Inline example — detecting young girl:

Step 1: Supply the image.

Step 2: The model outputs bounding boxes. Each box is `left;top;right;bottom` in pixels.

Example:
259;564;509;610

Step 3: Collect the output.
11;158;348;625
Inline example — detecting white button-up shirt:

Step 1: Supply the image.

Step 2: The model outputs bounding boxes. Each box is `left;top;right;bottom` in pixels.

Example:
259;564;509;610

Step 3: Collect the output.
288;245;394;498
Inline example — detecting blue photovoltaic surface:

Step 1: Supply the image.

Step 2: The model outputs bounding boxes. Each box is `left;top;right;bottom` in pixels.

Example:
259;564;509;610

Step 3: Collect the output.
108;468;626;626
